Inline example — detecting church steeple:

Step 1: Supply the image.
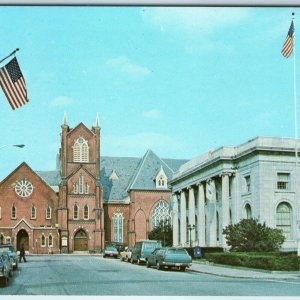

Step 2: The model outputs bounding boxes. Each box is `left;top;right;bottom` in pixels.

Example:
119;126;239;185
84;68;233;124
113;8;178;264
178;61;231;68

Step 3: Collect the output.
62;112;68;128
94;113;100;128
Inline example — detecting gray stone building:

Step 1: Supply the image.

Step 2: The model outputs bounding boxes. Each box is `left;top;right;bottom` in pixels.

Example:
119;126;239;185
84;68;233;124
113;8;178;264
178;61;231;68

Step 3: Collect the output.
170;136;300;252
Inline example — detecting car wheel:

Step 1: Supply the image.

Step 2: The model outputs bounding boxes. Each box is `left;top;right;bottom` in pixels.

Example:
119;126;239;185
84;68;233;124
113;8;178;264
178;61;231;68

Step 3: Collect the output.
146;260;150;268
180;266;186;272
156;261;162;270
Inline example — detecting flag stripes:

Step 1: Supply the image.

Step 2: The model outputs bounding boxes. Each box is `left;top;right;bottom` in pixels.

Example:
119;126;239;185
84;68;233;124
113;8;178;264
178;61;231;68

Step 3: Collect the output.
281;20;294;58
0;57;28;110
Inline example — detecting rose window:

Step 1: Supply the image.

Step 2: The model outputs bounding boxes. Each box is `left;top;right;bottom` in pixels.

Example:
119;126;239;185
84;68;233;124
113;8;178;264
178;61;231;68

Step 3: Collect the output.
15;179;33;197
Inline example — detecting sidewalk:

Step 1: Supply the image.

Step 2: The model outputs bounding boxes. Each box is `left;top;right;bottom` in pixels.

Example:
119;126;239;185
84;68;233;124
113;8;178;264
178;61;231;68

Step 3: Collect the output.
190;261;300;280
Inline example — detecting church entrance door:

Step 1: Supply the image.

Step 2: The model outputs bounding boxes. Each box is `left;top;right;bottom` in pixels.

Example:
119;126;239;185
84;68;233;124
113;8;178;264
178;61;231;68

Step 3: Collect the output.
74;229;88;251
17;229;29;251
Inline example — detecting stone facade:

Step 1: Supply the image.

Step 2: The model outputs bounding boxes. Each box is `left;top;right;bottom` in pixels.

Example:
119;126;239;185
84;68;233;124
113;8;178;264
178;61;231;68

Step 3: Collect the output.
170;137;300;252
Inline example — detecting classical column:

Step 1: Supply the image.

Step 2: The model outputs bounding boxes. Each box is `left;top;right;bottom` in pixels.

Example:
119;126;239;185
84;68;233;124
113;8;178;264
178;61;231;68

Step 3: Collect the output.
180;190;187;246
198;183;206;246
222;173;230;247
207;179;217;246
172;194;179;247
188;186;196;246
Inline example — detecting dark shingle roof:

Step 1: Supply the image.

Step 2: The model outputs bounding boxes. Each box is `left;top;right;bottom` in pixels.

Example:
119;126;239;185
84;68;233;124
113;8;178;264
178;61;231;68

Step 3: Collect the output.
36;151;188;203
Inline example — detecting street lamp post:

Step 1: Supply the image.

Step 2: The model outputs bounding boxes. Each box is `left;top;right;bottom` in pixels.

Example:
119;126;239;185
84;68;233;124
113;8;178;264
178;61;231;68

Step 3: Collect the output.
187;224;195;248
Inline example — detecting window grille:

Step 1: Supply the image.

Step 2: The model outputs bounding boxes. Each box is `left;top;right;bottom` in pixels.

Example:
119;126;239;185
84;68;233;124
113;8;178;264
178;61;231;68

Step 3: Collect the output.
79;175;84;194
277;173;290;190
73;137;89;163
46;207;51;219
151;199;171;228
113;213;123;242
276;202;292;239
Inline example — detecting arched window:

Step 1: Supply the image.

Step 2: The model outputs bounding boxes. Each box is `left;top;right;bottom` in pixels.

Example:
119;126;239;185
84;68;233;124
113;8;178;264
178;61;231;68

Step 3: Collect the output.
11;204;16;219
31;205;36;219
84;205;89;220
73;137;89;163
244;204;252;219
113;213;123;242
41;235;46;247
73;204;79;220
276;202;293;240
48;235;53;247
46;206;51;220
151;199;171;228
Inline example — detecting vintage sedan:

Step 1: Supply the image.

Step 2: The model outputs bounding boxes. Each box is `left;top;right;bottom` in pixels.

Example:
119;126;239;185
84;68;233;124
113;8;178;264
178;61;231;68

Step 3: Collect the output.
146;247;192;271
0;244;18;270
119;247;133;262
0;254;11;287
103;246;119;258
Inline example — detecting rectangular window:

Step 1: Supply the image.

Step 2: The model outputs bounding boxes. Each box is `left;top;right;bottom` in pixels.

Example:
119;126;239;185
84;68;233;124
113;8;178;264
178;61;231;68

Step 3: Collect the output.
31;207;36;219
79;176;84;194
277;173;290;190
245;175;251;193
11;206;16;219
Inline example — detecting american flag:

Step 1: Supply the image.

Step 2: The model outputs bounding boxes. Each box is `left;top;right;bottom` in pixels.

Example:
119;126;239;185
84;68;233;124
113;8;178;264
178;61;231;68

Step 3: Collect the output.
0;57;28;110
281;20;294;58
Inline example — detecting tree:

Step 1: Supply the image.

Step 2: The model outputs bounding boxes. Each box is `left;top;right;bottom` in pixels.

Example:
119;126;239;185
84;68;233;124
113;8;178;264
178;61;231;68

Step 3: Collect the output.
223;219;285;252
148;220;173;247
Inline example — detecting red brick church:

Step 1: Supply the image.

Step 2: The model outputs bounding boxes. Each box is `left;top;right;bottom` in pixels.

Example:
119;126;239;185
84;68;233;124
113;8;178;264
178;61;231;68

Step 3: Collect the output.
0;116;186;253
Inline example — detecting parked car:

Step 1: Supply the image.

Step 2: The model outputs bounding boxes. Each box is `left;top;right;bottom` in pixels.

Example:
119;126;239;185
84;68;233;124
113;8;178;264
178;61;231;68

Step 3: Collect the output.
131;240;162;265
146;247;192;271
0;254;10;287
119;247;133;262
0;244;18;270
1;252;13;277
103;246;119;258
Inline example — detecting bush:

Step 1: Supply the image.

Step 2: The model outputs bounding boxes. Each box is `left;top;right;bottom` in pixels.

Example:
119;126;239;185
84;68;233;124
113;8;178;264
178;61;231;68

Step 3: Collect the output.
205;252;300;271
185;247;223;258
223;219;285;252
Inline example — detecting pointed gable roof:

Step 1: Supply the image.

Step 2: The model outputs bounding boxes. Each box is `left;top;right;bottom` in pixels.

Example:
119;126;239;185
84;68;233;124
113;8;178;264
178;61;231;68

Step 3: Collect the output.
67;122;95;137
126;149;175;191
0;162;57;194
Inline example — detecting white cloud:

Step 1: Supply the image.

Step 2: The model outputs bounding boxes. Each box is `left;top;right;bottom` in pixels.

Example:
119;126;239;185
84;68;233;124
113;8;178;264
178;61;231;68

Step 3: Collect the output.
106;56;151;78
143;109;161;119
50;96;74;107
141;7;251;35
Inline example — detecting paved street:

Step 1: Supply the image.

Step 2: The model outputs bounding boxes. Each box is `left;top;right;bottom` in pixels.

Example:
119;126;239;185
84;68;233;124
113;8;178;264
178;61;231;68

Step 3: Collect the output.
1;255;300;296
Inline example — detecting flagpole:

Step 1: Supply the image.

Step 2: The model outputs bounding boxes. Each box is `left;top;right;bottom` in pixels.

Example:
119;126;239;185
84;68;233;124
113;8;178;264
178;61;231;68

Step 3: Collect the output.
292;13;300;257
0;48;19;65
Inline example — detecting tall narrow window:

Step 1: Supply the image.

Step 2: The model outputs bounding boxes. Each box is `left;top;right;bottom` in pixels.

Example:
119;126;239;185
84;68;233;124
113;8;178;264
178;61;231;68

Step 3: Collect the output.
48;235;53;247
41;235;46;247
11;204;16;219
84;205;89;220
277;173;290;190
73;137;89;163
31;205;36;219
244;204;252;219
79;175;84;194
216;212;220;242
276;202;292;240
85;183;89;194
73;183;78;194
73;204;79;220
245;175;251;193
46;206;51;220
113;213;123;243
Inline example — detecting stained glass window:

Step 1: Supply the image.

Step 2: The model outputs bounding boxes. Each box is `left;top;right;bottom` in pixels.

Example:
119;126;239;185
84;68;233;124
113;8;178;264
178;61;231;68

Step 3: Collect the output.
151;199;171;228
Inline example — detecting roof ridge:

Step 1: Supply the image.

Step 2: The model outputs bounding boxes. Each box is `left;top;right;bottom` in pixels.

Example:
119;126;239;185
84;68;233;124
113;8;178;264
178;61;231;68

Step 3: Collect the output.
126;150;151;191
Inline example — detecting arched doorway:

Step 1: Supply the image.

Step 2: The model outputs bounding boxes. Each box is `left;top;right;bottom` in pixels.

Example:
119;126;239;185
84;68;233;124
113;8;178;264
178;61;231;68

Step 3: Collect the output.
74;229;88;251
17;229;29;251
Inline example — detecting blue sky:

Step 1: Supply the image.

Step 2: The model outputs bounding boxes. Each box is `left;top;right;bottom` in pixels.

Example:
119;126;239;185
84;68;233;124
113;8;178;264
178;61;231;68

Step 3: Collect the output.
0;6;299;180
